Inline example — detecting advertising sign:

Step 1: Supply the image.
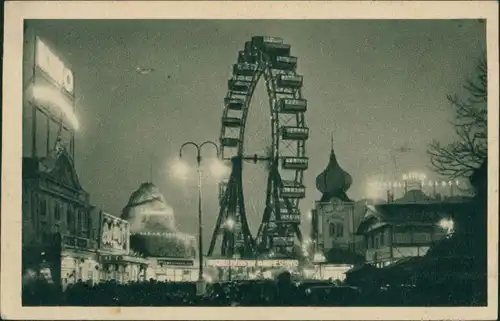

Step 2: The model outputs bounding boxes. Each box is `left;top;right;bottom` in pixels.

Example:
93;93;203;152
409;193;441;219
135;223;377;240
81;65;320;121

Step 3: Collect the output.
276;214;301;222
100;212;130;254
206;259;299;268
156;259;194;267
35;37;74;94
131;232;196;258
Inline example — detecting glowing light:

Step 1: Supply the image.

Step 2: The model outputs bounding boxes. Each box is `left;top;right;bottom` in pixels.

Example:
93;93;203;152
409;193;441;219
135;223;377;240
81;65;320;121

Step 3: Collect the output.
365;178;387;199
170;158;190;181
313;252;326;263
403;171;428;181
139;209;174;216
224;218;235;230
303;268;314;279
209;158;230;180
428;180;433;187
203;274;213;283
301;245;310;256
31;85;79;131
262;270;273;279
455;180;460;186
448;181;453;186
441;181;447;187
35;37;74;93
438;218;455;234
206;259;298;268
306;210;313;221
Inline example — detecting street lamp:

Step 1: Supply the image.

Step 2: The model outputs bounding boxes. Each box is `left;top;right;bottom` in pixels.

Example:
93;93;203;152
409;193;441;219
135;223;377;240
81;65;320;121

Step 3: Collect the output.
175;140;225;295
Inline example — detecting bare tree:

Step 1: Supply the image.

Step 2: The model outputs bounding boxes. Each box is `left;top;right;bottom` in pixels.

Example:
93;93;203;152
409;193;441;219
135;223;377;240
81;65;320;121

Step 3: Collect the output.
428;56;487;179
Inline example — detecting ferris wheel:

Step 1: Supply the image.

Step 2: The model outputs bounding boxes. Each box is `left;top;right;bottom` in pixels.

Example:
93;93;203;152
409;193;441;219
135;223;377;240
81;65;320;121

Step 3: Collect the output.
207;36;309;258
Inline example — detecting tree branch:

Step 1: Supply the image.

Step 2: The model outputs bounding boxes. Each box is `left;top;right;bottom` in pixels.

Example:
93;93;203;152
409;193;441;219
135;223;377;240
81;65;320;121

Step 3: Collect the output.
428;55;487;180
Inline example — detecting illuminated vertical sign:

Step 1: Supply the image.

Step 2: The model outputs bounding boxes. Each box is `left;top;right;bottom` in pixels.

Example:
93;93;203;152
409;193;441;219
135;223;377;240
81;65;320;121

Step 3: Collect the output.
35;37;74;94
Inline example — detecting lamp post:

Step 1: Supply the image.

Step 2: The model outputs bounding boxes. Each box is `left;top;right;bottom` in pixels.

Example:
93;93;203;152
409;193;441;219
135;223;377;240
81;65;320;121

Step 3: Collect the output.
178;140;220;295
313;252;326;279
223;218;235;281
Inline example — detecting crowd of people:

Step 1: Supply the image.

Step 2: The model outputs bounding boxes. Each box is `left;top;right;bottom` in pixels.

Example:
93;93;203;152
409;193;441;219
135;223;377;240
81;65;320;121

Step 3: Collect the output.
23;275;361;306
22;270;485;307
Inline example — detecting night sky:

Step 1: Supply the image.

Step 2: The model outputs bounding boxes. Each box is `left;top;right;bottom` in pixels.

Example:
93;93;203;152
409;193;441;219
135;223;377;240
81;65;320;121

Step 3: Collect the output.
27;19;486;243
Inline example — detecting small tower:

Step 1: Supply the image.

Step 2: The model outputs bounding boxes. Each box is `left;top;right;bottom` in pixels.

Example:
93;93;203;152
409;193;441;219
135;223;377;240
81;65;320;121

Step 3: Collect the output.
315;135;353;203
312;136;356;254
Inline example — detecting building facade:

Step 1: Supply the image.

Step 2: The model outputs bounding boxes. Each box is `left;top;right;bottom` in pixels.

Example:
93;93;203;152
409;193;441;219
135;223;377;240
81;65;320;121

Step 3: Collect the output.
22;150;98;289
121;183;199;282
310;143;365;261
147;257;198;282
356;190;471;267
313;199;357;253
22;24;101;289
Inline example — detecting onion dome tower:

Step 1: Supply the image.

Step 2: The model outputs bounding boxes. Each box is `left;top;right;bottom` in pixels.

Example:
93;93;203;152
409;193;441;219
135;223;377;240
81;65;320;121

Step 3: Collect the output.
315;136;353;202
122;182;196;258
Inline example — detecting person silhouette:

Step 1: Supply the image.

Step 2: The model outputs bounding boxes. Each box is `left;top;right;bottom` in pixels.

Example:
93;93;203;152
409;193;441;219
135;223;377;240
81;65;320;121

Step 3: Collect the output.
276;271;294;305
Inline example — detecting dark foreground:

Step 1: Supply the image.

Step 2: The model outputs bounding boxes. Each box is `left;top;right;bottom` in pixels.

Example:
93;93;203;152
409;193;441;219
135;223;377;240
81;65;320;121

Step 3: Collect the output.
23;278;486;307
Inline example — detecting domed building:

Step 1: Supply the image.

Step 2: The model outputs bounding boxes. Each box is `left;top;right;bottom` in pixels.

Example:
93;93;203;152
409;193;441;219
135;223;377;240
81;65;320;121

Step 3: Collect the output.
122;182;175;233
122;183;198;281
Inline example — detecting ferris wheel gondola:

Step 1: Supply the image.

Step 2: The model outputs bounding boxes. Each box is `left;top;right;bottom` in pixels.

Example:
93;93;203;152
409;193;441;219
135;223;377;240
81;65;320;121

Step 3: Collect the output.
208;36;309;258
